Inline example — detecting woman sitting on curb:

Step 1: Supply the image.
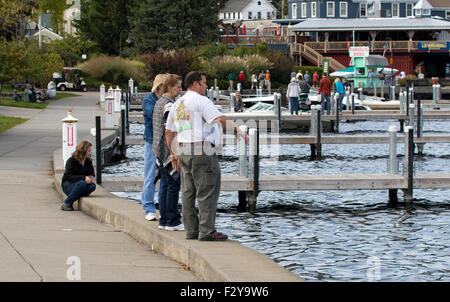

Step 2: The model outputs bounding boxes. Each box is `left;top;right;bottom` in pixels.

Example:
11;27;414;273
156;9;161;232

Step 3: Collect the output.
61;141;96;211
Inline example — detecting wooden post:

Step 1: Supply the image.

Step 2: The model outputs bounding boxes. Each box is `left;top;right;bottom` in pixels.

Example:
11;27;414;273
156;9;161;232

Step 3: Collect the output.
316;108;322;159
120;109;126;158
404;126;414;203
238;125;248;211
388;125;399;203
381;79;384;100
374;82;377;97
277;93;282;130
310;105;318;159
95;116;102;185
330;92;335;132
417;97;424;156
408;104;415;131
352;94;355;115
247;128;259;213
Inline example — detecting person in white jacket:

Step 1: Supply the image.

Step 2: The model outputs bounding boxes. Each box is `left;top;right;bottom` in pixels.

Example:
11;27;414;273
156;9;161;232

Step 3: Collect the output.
287;77;301;115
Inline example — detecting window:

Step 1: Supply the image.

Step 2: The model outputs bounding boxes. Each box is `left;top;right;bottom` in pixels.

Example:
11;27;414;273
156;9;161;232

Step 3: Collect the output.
302;3;307;18
340;2;347;17
415;9;421;16
267;12;271;19
258;1;261;5
360;3;366;17
423;9;431;15
258;11;261;19
406;4;413;17
327;2;335;17
311;2;317;18
392;3;399;17
233;12;236;19
446;10;450;19
248;11;252;19
292;3;297;19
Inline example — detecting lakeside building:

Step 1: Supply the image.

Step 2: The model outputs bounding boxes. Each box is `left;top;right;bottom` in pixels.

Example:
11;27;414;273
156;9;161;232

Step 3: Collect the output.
283;0;450;77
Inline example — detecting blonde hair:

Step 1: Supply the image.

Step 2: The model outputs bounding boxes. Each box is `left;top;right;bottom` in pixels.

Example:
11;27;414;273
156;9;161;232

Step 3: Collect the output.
72;141;92;164
152;74;168;94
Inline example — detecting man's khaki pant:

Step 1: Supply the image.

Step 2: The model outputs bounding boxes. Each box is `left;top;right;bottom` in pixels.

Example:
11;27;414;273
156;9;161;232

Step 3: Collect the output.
178;148;221;240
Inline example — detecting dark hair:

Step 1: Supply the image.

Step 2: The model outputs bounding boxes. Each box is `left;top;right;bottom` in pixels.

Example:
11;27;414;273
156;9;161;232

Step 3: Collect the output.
184;71;207;89
323;72;328;77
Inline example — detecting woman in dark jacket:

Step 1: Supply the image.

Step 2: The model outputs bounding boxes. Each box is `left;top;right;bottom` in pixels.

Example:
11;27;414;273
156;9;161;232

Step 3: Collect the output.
61;141;96;211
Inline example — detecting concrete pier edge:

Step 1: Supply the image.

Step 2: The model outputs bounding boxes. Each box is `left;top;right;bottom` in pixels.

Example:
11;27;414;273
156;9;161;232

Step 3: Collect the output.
51;132;303;282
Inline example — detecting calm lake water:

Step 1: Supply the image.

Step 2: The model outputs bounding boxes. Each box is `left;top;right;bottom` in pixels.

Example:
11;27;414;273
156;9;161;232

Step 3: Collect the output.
104;118;450;281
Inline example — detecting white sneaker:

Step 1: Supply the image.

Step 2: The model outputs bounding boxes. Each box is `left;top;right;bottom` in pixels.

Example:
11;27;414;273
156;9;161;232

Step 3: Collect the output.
145;212;157;221
158;225;166;230
165;223;184;231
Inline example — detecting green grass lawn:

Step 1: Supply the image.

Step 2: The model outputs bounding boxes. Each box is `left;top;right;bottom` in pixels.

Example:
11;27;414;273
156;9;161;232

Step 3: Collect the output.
0;92;80;109
0;115;29;133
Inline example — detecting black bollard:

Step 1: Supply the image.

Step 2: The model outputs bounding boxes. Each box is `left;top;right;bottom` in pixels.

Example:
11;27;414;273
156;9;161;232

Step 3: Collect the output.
95;116;102;185
121;109;126;158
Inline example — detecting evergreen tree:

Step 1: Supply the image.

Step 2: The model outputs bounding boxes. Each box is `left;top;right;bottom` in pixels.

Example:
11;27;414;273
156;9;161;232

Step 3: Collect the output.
74;0;135;55
129;0;225;53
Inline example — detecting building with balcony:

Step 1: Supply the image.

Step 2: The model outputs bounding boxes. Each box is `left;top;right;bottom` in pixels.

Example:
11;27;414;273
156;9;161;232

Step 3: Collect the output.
282;0;450;77
219;0;278;21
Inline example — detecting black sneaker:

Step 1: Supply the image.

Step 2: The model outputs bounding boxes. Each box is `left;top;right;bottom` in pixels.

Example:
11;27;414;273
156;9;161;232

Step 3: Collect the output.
199;232;228;241
61;203;74;211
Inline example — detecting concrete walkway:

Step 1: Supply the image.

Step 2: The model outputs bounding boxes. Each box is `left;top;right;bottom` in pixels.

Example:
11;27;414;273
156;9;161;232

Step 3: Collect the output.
0;93;200;281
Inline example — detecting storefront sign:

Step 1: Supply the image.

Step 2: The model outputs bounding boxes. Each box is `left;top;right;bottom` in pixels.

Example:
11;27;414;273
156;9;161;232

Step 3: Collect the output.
418;42;450;51
349;46;370;58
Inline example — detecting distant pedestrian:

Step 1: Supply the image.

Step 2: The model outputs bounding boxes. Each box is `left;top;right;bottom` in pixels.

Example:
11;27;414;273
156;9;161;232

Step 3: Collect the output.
296;70;303;80
165;71;248;241
251;73;257;90
319;72;332;115
238;70;245;90
287;77;300;115
368;69;375;88
334;78;345;112
378;70;385;84
234;91;243;112
265;70;271;91
304;71;311;84
61;141;96;211
258;70;265;89
313;71;319;88
141;74;167;221
298;75;310;113
228;72;235;91
290;71;297;79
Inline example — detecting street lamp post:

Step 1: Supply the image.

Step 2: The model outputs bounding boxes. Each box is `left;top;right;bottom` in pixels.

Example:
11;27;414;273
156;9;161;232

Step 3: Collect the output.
119;30;132;58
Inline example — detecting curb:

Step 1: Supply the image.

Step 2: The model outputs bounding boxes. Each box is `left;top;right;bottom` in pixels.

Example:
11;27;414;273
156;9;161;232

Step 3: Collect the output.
52;143;303;282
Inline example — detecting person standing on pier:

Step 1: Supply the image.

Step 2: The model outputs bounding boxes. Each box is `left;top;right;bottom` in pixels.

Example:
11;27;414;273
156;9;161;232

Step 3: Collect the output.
313;71;319;88
259;70;265;89
165;71;248;241
298;75;310;114
287;77;301;115
319;72;331;115
228;72;234;91
141;74;167;221
334;78;345;112
153;74;184;231
238;71;245;91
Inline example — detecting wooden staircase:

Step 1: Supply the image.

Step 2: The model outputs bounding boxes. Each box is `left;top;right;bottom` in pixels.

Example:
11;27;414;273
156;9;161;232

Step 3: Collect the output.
291;43;346;72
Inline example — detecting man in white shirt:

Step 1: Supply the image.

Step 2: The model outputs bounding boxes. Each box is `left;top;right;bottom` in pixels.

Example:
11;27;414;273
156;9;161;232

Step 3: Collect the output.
166;71;248;241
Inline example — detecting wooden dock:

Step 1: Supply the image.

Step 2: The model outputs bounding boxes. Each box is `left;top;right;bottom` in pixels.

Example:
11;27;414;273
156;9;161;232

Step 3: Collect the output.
102;173;450;193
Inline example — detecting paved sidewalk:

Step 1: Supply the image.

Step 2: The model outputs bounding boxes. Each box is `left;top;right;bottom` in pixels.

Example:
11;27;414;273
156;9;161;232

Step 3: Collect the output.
0;93;200;281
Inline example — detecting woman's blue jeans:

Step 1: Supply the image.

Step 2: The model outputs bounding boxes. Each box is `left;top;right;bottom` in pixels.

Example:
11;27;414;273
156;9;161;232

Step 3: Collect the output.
158;164;182;227
289;97;299;115
62;180;96;205
142;141;157;215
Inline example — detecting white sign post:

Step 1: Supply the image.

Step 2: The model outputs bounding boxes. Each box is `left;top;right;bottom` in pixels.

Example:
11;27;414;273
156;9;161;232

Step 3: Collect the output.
61;110;78;166
100;84;105;103
114;86;121;112
105;96;115;129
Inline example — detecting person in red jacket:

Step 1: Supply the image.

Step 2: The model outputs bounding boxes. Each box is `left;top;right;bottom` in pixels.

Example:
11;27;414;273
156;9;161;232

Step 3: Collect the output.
313;71;320;88
318;72;332;115
238;71;245;91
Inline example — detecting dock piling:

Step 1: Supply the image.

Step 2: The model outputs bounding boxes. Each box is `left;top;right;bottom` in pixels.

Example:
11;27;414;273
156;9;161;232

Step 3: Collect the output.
120;109;126;158
351;94;355;115
408;104;415;132
335;93;340;133
316;106;322;160
404;126;414;203
247;128;260;212
238;125;249;210
388;125;399;203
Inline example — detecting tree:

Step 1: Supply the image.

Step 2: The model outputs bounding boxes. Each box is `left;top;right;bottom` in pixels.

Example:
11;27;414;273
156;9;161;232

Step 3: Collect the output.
0;0;39;40
74;0;135;55
129;0;225;54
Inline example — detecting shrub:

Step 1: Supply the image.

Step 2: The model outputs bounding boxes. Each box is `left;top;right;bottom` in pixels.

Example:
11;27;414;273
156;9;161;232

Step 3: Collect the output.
80;55;146;88
398;75;418;87
137;49;194;83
